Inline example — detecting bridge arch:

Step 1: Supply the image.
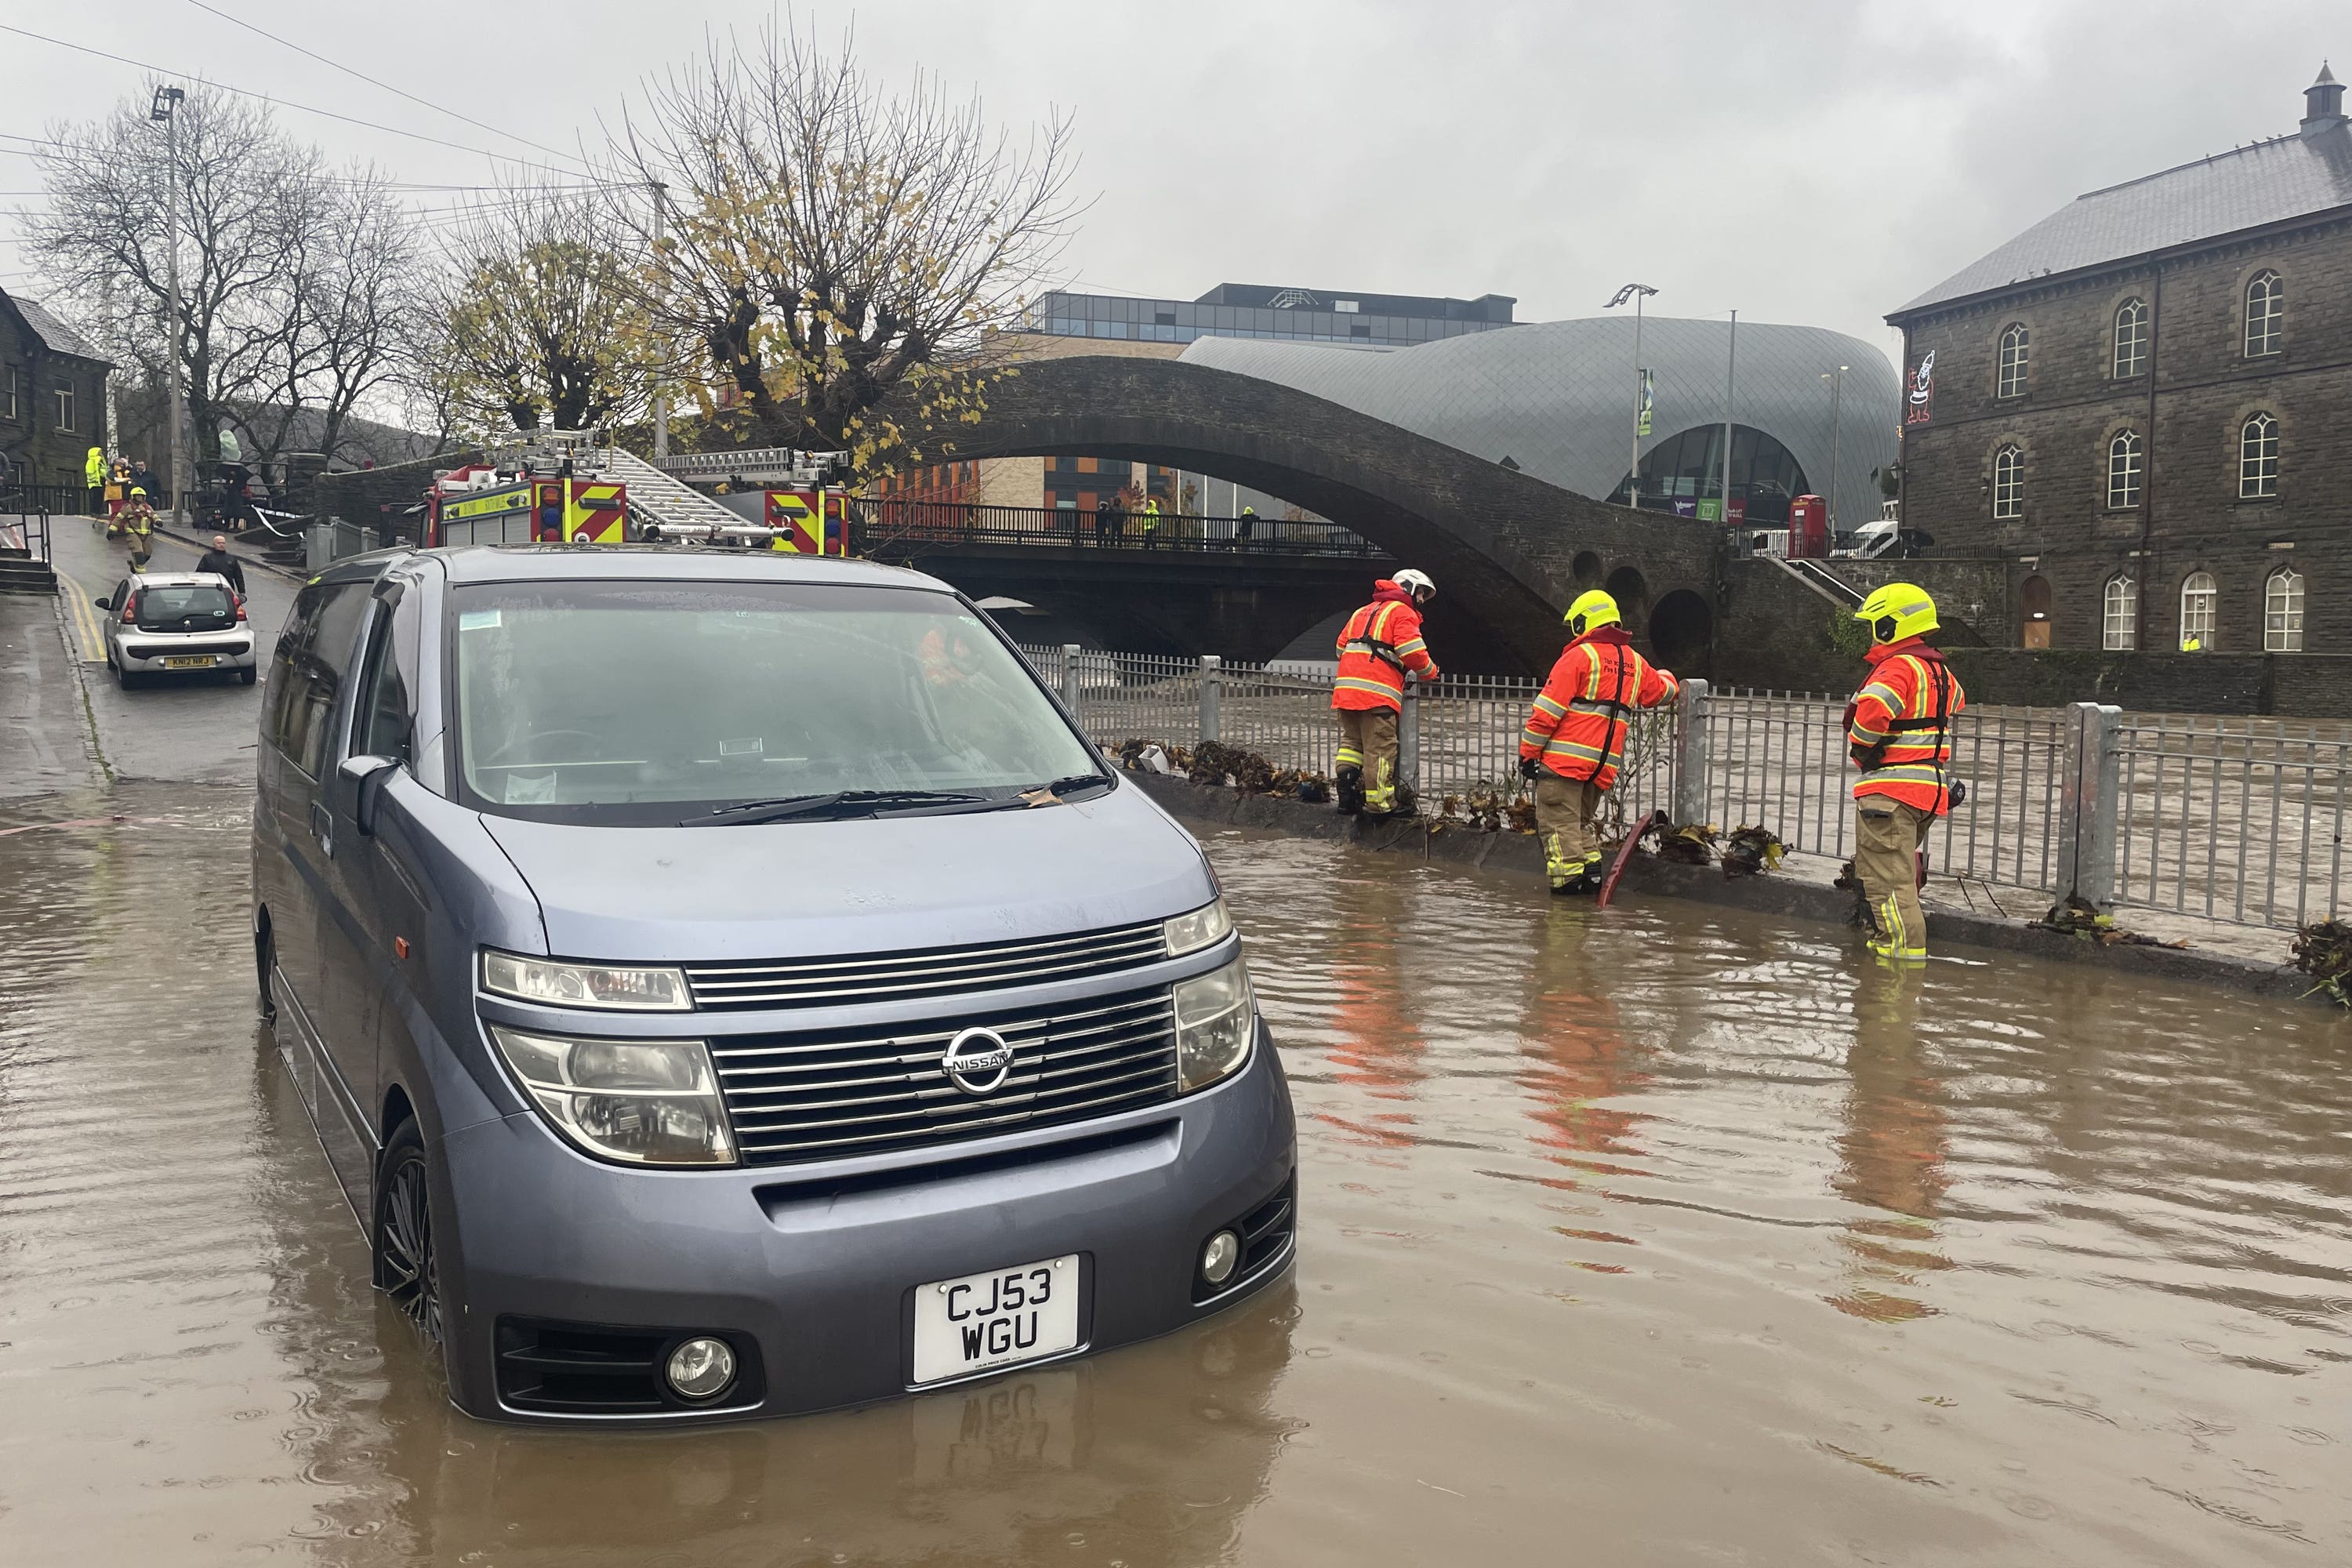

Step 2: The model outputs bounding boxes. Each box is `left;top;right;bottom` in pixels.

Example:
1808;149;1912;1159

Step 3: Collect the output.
914;354;1722;673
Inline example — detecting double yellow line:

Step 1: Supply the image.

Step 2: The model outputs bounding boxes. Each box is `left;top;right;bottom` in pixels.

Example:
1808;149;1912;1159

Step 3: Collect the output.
53;569;108;663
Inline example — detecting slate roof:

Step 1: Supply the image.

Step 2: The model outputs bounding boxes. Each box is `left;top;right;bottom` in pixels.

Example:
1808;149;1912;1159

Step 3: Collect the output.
3;291;111;363
1894;123;2352;318
1181;316;1898;514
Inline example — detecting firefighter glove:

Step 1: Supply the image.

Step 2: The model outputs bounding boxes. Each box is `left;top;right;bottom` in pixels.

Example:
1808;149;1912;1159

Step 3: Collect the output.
1519;756;1544;781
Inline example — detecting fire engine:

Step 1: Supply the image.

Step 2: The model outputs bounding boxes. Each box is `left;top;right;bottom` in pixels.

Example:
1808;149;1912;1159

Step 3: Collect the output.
422;431;857;554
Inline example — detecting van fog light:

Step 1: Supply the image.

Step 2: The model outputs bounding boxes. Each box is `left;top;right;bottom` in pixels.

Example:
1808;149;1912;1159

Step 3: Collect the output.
666;1337;737;1401
1201;1229;1241;1287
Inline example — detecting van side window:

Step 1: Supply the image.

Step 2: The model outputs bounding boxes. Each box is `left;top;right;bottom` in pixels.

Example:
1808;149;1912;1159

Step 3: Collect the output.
272;583;371;779
354;586;416;765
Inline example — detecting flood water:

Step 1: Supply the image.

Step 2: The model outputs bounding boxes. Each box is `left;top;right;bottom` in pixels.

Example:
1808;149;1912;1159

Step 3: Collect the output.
2;786;2348;1566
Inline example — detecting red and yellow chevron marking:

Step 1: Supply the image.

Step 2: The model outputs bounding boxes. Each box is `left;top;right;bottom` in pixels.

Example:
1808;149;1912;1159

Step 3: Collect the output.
563;481;627;543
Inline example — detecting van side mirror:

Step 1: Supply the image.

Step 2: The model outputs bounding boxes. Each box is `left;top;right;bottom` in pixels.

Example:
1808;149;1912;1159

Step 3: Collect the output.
338;753;398;837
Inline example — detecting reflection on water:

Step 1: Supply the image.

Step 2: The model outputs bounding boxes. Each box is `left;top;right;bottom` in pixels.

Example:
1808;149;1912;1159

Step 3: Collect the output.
2;792;2347;1566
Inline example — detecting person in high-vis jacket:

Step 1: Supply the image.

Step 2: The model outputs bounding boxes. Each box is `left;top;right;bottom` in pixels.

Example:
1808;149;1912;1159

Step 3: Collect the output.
84;446;109;517
1331;569;1439;816
1518;590;1679;893
1846;582;1966;963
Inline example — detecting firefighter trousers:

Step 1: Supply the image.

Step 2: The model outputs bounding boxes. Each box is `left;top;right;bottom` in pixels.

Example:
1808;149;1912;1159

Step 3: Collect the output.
1534;773;1605;888
1335;707;1399;812
1854;800;1933;958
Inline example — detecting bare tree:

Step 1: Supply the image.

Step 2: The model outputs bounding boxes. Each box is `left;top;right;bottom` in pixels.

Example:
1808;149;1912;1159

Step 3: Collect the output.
604;17;1079;470
29;81;418;474
419;187;659;440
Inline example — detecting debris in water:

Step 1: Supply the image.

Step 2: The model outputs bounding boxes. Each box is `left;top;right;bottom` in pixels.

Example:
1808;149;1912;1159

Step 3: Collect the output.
1118;738;1330;801
2289;918;2352;1007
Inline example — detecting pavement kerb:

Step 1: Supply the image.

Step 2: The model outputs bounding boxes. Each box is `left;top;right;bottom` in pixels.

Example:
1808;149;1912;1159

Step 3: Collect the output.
1127;770;2316;1003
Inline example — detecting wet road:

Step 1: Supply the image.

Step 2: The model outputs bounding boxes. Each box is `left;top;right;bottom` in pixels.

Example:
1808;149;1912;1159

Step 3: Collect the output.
1;796;2347;1566
42;515;299;785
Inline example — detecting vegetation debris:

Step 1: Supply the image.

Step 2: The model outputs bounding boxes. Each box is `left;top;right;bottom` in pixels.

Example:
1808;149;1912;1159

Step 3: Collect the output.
1720;826;1785;879
1116;738;1330;801
1657;823;1718;866
2036;896;2190;949
2290;919;2352;1007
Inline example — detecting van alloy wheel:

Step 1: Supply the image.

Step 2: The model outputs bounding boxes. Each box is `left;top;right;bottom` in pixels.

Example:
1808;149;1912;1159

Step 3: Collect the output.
377;1135;443;1344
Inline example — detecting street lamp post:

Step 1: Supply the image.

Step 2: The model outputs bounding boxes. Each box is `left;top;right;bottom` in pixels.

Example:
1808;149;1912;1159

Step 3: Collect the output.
1605;283;1657;505
1719;309;1737;529
151;85;188;524
1821;365;1846;531
649;180;670;459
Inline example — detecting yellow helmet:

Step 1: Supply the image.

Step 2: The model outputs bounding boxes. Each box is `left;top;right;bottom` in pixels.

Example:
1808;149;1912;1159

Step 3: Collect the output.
1854;582;1938;644
1565;590;1620;636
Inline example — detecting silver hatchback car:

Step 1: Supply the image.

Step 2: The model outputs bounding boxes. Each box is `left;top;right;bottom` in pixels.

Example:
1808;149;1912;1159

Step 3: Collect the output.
95;570;258;687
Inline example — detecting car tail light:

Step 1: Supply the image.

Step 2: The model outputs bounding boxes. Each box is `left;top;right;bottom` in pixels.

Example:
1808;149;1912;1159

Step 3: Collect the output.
120;591;138;622
235;597;247;621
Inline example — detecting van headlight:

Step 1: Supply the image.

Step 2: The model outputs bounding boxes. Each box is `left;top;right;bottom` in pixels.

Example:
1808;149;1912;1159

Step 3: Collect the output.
481;950;691;1011
1173;956;1254;1093
488;1025;735;1166
1164;897;1233;956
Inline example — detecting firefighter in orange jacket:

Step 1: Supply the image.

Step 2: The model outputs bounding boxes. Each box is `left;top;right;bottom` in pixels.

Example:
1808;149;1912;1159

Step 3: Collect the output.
1518;590;1679;894
1331;569;1439;816
1846;583;1966;962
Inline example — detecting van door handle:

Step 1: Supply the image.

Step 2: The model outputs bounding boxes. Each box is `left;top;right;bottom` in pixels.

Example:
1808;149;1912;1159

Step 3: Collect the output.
310;800;334;859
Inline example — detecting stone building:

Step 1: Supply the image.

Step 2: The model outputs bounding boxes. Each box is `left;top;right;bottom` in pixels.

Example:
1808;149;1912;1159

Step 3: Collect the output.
0;288;111;490
1887;66;2352;655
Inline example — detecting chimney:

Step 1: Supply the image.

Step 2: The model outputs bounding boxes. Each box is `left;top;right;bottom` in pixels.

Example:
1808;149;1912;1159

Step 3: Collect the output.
2303;61;2347;136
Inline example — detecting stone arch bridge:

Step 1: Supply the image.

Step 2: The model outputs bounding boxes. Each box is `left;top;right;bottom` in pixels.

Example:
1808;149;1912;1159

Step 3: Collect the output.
909;354;1725;676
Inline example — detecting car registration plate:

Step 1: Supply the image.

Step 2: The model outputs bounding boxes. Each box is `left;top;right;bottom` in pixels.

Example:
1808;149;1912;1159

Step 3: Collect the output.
162;655;215;669
912;1254;1080;1386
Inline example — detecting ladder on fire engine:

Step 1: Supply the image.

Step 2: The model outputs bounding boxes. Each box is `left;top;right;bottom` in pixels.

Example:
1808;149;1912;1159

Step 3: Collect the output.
592;444;746;535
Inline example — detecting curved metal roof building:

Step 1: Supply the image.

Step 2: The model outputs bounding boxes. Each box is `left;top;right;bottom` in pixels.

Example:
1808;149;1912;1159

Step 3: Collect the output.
1180;315;1898;527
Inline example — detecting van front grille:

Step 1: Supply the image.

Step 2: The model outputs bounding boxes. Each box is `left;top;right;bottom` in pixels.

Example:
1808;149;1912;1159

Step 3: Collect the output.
684;920;1168;1011
710;987;1178;1166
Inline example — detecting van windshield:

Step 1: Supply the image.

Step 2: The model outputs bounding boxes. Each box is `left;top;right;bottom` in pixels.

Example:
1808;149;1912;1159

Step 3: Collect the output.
449;580;1103;824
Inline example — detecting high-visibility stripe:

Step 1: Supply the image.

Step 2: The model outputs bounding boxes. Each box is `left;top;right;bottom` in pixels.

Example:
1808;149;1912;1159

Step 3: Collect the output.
1532;695;1568;718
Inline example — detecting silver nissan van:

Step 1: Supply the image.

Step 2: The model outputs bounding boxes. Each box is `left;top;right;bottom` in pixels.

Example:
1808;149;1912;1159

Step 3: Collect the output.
252;545;1295;1424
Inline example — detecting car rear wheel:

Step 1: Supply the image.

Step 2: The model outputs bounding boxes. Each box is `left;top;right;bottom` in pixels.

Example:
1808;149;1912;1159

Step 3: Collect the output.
237;666;256;685
375;1120;444;1345
114;659;139;690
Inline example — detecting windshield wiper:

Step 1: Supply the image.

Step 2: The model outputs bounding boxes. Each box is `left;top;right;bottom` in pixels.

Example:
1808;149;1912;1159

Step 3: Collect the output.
681;789;986;826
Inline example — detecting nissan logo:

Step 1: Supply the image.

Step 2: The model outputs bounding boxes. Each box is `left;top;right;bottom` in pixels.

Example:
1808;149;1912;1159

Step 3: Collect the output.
941;1026;1016;1096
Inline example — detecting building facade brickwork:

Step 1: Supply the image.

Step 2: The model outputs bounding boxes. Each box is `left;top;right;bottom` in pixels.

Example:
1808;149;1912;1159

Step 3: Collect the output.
1889;74;2352;660
0;290;111;490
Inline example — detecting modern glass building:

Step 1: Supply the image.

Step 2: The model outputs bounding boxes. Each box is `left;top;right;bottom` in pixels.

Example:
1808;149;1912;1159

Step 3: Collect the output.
1023;283;1516;348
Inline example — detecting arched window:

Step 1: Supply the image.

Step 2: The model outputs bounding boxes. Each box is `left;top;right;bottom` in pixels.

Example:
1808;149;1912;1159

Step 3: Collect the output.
2106;430;2143;509
2245;271;2284;357
2103;574;2137;651
2239;412;2279;499
1991;444;2023;519
2114;298;2149;378
2266;568;2304;652
2180;571;2218;651
1996;324;2030;397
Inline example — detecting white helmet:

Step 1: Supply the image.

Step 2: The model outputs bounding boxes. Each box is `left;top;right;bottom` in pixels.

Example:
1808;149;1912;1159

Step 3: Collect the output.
1392;568;1436;604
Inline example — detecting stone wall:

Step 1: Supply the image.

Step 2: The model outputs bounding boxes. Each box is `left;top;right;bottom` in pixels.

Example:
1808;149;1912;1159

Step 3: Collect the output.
1891;212;2352;655
315;449;481;541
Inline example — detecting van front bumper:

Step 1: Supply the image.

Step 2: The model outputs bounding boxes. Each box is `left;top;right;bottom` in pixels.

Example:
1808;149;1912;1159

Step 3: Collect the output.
434;1021;1296;1425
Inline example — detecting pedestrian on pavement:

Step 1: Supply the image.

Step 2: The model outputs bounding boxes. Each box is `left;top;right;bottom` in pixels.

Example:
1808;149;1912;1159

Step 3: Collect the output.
196;533;248;598
131;457;151;491
1099;496;1124;545
1236;505;1258;546
120;488;157;572
84;445;107;518
1518;590;1680;895
1844;583;1967;964
1331;569;1439;817
1139;495;1163;549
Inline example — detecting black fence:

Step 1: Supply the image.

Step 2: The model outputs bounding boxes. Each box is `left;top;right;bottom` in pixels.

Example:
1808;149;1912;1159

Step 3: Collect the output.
858;499;1387;560
0;481;92;517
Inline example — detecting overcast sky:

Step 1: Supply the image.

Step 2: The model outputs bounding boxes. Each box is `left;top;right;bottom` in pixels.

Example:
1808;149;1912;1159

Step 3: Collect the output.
4;0;2345;376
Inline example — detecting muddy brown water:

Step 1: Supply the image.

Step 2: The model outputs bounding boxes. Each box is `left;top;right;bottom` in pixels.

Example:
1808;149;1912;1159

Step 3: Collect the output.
2;786;2347;1566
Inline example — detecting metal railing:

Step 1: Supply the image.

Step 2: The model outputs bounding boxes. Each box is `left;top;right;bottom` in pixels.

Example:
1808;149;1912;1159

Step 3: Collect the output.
1020;643;2347;932
1;481;89;517
867;499;1384;559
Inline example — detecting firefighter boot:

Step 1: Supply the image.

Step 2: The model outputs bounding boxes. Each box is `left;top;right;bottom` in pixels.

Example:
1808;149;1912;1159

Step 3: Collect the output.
1543;830;1575;893
1334;764;1363;815
1866;893;1927;964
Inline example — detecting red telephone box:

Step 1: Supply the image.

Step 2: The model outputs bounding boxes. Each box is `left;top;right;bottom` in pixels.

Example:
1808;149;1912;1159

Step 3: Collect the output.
1788;495;1828;559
